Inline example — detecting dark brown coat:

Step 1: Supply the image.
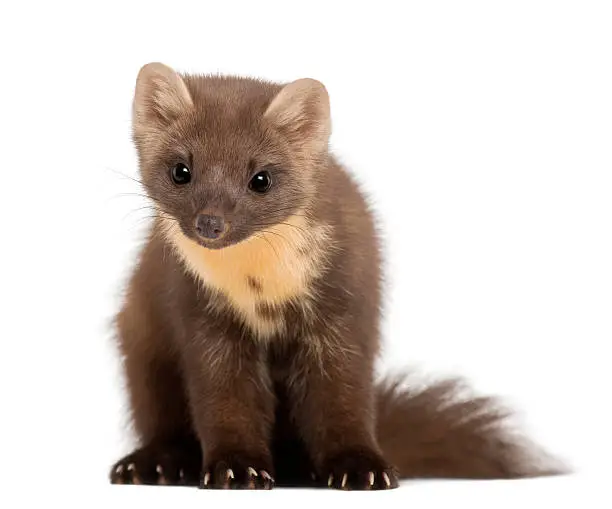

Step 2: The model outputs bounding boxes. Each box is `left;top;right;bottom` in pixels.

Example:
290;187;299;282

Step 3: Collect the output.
109;63;564;490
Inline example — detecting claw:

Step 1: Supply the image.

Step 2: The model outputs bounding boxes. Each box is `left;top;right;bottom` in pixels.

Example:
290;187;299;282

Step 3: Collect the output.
127;463;135;472
179;469;184;480
248;467;258;477
115;464;124;474
260;470;274;489
382;472;391;488
328;474;333;487
341;473;348;489
155;465;167;485
261;470;274;483
368;471;375;487
227;468;235;480
203;472;210;486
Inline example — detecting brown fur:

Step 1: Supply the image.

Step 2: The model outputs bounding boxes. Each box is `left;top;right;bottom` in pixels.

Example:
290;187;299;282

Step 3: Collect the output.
109;62;565;490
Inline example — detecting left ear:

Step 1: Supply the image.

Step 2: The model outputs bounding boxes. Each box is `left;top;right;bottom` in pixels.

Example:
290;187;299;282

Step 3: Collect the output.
264;78;331;154
132;62;194;136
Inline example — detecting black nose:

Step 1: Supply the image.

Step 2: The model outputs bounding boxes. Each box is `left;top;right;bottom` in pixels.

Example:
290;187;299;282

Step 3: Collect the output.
195;214;227;240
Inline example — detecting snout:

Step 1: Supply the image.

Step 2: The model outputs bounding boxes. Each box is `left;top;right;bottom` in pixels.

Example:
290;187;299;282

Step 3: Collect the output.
195;213;229;240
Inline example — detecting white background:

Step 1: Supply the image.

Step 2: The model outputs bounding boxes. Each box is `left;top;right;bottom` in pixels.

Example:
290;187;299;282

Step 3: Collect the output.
0;1;610;507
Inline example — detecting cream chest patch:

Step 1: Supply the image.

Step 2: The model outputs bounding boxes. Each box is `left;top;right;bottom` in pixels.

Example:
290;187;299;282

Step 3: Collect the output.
164;215;331;338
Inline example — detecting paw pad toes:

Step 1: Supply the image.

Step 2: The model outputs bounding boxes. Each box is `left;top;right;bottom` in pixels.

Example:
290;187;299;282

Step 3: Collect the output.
323;450;399;490
111;442;201;487
201;458;274;489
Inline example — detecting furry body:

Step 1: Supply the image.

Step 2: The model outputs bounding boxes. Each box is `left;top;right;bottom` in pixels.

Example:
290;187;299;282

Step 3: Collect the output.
110;63;562;490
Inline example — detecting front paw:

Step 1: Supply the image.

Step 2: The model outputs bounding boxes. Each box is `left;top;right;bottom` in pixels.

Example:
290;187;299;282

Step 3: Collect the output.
109;437;201;486
200;451;274;490
322;448;399;490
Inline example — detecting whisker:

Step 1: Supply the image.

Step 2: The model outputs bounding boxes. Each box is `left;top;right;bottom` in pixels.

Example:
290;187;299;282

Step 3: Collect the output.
253;232;281;262
258;212;310;224
104;167;147;187
257;229;294;248
261;205;306;216
251;221;309;236
117;200;178;224
130;213;178;226
249;222;310;241
107;192;153;202
120;206;158;222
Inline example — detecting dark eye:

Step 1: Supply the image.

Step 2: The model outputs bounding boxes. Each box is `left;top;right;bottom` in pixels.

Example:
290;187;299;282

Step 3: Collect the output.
248;170;272;194
171;163;191;185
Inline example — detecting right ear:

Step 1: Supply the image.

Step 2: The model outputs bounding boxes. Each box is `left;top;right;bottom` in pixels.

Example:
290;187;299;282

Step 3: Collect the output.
264;78;331;154
133;62;193;135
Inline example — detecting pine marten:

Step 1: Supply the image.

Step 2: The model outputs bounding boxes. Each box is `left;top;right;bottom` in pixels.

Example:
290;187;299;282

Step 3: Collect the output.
109;62;564;490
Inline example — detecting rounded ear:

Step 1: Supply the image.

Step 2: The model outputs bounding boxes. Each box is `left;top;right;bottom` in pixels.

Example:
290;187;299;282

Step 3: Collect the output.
133;62;193;135
264;78;331;154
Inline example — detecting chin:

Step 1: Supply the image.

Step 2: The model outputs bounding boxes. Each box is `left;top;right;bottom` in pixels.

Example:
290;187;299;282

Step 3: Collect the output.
193;232;253;251
193;238;230;250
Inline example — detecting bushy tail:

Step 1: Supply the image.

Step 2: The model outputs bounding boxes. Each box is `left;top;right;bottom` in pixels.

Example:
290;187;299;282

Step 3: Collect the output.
375;372;568;479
